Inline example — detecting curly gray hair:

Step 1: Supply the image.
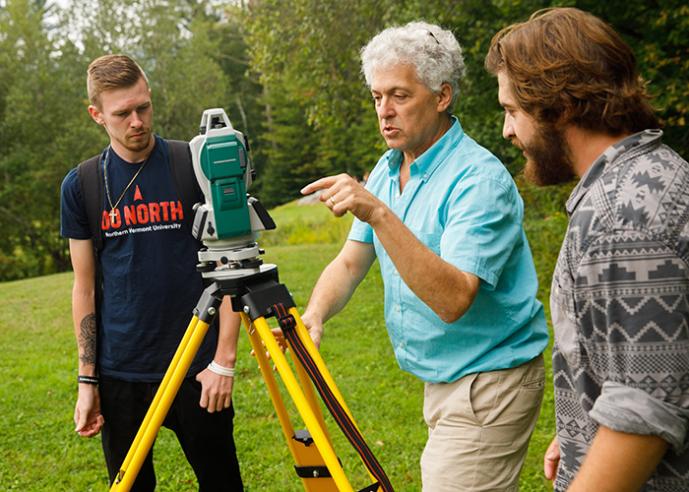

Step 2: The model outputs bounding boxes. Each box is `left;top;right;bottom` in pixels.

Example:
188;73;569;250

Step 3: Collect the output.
360;21;465;108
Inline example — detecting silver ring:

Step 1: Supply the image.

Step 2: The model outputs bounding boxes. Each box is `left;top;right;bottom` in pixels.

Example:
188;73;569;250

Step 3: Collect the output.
329;197;336;206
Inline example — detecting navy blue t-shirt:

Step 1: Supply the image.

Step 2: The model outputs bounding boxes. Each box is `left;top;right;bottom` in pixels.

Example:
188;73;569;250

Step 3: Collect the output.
60;136;217;381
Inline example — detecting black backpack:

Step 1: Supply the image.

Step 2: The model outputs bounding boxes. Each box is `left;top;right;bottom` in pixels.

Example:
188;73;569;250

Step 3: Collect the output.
76;139;202;254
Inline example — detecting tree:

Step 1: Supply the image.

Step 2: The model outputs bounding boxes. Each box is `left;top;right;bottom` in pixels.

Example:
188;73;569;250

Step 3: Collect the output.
253;81;322;207
1;0;687;280
70;0;228;140
243;0;394;205
207;6;269;198
243;0;689;181
578;0;689;154
0;0;236;280
0;0;94;279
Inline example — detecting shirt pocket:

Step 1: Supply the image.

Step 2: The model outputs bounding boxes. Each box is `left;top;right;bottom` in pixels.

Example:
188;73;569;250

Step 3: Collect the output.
399;228;442;305
409;228;442;256
550;277;582;368
398;230;447;335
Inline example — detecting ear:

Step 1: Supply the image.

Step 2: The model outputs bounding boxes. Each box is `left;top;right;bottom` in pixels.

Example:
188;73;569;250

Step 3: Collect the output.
88;104;105;125
436;82;453;113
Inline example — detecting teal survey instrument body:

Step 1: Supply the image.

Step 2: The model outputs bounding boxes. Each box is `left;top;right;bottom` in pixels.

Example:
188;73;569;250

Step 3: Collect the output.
190;108;275;274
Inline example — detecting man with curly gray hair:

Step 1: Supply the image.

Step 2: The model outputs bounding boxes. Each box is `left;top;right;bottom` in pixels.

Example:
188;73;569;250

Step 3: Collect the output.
299;21;548;490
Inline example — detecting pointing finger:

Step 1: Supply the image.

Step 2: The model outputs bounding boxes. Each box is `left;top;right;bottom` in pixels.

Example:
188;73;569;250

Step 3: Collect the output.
301;176;338;195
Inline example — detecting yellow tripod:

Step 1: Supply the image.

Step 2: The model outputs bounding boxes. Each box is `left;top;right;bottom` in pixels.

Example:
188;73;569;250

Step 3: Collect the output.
109;264;392;492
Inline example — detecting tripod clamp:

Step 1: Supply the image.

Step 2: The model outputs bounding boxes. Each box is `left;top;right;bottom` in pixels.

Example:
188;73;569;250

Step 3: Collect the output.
192;264;287;321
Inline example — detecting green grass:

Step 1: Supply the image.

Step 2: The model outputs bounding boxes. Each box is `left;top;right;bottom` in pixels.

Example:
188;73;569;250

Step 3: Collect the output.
259;201;354;247
0;197;566;491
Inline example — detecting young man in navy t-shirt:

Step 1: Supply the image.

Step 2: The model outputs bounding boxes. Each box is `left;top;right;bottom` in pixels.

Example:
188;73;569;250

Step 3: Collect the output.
60;54;243;491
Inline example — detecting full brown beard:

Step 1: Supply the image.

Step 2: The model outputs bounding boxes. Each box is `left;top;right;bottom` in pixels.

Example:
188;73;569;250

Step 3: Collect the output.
520;122;576;186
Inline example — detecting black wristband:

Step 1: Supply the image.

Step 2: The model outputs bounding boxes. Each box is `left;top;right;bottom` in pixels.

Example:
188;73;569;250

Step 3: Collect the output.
77;375;99;385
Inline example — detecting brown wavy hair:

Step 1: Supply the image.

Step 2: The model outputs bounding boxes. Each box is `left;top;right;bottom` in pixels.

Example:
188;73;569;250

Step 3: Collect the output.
87;54;149;108
485;7;658;134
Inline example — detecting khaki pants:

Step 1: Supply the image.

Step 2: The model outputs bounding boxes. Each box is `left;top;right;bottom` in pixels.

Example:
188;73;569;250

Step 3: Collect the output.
421;355;545;492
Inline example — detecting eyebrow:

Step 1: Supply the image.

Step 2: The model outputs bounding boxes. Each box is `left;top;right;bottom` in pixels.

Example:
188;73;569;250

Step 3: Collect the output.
371;86;411;94
113;102;150;114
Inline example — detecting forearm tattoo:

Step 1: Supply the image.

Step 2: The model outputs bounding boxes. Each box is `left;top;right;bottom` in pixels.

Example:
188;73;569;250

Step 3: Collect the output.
78;313;97;366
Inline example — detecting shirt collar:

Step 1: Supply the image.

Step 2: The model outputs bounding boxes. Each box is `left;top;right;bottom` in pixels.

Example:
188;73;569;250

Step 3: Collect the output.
565;129;663;214
385;115;464;180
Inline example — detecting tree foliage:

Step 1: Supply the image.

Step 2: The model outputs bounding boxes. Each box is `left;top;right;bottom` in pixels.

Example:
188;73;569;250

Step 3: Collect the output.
579;0;689;151
0;0;91;279
0;0;687;281
242;0;393;206
243;0;689;185
0;0;241;280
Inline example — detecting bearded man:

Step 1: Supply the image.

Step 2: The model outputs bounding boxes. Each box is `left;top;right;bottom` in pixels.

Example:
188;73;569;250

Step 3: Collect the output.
487;8;689;491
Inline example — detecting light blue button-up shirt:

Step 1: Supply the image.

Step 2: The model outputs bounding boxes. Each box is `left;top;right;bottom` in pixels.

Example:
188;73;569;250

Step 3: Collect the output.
349;117;548;383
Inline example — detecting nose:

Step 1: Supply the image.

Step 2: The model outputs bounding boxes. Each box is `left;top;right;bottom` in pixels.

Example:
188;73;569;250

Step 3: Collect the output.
130;111;143;128
376;96;395;120
502;113;515;140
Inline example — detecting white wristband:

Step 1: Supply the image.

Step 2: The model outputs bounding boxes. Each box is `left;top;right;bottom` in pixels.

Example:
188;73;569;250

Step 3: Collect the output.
208;360;235;377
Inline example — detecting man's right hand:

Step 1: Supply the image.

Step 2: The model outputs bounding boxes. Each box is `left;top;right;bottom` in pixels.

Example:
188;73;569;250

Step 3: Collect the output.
544;436;560;481
74;385;105;437
300;312;324;348
265;312;323;357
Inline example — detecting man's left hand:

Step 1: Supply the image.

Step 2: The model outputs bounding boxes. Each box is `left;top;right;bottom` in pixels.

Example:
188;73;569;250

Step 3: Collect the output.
543;436;560;481
301;173;384;223
196;368;233;413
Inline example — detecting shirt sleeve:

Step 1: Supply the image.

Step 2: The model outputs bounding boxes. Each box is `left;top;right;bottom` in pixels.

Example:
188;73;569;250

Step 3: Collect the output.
348;216;373;244
440;174;523;289
60;167;92;240
577;233;689;452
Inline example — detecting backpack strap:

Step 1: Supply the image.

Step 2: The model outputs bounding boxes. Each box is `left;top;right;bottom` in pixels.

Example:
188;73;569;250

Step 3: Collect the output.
167;139;203;234
76;153;105;326
77;153;105;253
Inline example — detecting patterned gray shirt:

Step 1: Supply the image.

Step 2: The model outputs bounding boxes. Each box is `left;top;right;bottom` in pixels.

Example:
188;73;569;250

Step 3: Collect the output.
551;130;689;491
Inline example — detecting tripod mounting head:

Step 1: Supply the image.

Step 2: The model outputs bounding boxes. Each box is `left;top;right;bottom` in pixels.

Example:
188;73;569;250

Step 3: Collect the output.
190;108;275;278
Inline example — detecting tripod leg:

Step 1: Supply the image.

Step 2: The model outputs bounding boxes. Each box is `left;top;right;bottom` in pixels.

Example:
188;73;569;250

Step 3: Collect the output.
244;314;340;491
110;315;212;492
243;313;332;447
242;313;303;458
288;308;357;425
251;314;354;492
291;346;332;440
283;307;391;491
114;315;198;478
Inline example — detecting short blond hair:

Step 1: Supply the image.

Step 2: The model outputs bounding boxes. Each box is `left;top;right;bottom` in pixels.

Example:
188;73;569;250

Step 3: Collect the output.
87;54;149;108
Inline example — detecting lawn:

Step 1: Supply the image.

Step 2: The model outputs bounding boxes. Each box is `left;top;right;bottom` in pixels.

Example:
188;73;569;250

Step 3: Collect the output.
0;190;566;491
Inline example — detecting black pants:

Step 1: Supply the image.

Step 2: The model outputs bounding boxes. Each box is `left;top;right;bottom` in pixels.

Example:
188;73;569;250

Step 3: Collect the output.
100;377;243;491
